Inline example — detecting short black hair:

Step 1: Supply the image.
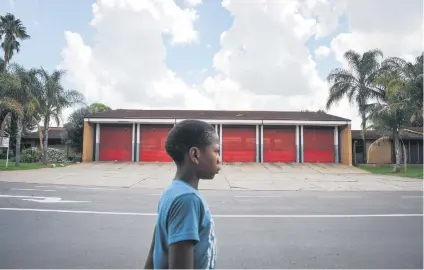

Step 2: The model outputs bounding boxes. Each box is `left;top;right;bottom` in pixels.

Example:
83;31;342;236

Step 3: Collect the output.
165;119;217;165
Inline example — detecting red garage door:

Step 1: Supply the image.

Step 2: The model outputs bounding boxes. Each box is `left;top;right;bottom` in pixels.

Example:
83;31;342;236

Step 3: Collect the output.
99;124;133;161
222;126;256;162
263;126;296;162
140;125;173;162
303;126;334;163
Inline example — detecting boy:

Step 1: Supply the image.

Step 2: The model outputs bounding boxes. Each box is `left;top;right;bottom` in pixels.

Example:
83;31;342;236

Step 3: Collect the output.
144;119;220;269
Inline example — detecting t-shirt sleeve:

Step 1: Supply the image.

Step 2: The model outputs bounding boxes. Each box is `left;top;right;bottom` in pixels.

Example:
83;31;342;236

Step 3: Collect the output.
167;193;202;246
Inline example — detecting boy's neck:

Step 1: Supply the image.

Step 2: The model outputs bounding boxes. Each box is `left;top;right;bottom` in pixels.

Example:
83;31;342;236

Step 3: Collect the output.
174;167;200;190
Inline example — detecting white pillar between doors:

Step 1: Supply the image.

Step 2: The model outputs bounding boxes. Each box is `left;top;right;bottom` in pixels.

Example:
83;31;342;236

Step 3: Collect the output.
95;123;100;161
131;123;135;162
300;125;304;163
260;124;264;163
255;125;259;163
296;125;300;163
219;124;223;162
136;124;140;162
334;126;339;163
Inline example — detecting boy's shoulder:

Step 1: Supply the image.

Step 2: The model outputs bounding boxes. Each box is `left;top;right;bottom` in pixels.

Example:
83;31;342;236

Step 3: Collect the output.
162;180;199;198
158;180;203;212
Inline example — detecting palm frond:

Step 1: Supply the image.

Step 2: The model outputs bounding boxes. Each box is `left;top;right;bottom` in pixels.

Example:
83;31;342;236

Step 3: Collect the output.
344;50;362;78
367;135;391;163
326;81;353;109
0;97;23;116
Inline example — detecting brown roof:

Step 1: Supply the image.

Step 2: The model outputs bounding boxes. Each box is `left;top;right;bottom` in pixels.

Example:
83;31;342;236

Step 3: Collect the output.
352;129;423;141
23;127;65;140
87;109;350;122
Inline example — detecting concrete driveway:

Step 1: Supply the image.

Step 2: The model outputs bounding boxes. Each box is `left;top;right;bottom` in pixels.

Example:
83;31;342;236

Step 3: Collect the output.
0;162;422;191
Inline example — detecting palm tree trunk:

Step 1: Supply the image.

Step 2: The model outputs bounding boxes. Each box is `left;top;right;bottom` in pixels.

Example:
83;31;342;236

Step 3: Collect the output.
0;112;11;146
38;125;43;151
42;117;50;165
14;115;23;166
361;114;367;163
393;129;401;173
3;50;8;71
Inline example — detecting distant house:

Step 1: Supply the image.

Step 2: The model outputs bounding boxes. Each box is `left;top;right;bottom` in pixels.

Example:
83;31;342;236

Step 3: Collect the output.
352;128;423;164
21;127;75;155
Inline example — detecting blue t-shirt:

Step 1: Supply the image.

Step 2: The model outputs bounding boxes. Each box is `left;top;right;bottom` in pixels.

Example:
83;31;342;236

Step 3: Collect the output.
153;180;217;269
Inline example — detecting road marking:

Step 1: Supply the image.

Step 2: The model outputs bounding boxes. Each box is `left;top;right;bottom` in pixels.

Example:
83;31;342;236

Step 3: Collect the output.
0;195;47;199
36;186;68;189
0;208;421;218
402;196;424;199
36;186;160;195
11;188;56;192
0;195;90;203
35;186;121;191
22;198;91;203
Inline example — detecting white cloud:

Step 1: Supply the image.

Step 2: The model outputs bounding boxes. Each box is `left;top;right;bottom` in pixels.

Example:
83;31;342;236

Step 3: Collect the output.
61;0;422;130
61;0;203;112
306;0;347;38
314;45;331;58
331;0;422;64
327;0;422;128
185;0;201;7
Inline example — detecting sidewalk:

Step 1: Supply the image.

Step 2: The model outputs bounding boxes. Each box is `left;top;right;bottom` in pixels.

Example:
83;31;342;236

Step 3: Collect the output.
0;162;422;191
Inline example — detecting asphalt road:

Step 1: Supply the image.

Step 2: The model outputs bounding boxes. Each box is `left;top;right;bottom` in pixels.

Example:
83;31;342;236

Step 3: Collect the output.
0;181;422;269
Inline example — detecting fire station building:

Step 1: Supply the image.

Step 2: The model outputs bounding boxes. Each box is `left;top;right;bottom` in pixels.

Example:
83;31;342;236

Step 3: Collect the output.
82;109;352;165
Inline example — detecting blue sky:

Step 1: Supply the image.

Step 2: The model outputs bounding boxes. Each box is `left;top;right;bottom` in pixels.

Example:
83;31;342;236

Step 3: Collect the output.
1;0;231;82
0;0;94;71
0;0;421;129
0;0;344;83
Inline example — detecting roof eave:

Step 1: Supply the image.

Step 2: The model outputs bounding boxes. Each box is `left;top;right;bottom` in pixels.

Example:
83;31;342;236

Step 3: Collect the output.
83;117;350;126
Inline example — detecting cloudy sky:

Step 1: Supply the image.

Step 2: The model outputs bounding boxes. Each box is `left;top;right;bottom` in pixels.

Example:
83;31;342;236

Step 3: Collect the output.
1;0;422;129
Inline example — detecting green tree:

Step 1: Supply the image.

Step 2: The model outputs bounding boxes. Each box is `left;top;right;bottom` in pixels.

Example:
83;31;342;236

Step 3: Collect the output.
367;54;423;172
0;13;30;70
326;49;385;162
88;102;112;114
8;64;40;165
0;69;21;146
62;103;111;153
366;75;408;172
37;68;85;164
379;54;423;127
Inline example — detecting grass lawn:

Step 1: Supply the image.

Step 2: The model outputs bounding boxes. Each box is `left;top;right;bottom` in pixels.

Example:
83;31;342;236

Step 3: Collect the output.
0;159;72;171
359;164;423;179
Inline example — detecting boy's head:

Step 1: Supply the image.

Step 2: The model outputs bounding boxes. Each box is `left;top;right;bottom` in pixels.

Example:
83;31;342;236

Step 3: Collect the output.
165;119;221;180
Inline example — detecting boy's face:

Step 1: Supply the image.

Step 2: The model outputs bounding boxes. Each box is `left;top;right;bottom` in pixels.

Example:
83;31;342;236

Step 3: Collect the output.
196;133;221;180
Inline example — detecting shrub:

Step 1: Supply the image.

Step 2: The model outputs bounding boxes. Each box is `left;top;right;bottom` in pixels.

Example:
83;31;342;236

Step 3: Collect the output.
21;148;42;163
46;148;68;163
68;153;82;163
0;152;7;160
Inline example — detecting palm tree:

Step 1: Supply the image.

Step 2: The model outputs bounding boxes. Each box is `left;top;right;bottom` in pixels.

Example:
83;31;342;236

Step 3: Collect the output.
326;49;385;162
8;64;40;166
379;54;423;127
366;77;409;172
367;54;423;172
0;69;21;146
36;68;85;164
0;13;30;70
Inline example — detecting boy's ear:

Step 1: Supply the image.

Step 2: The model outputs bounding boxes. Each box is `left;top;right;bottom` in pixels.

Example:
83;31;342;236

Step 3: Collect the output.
188;147;200;164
